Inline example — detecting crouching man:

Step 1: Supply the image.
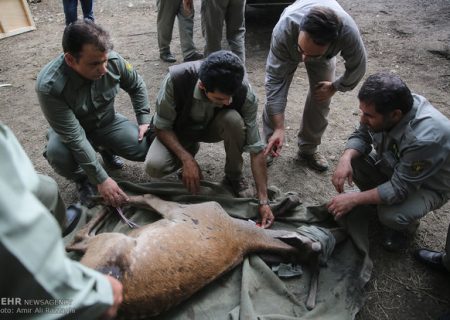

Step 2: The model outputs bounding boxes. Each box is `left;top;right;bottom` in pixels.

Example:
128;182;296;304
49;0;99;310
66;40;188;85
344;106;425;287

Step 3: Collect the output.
144;50;274;228
328;72;450;251
36;20;152;208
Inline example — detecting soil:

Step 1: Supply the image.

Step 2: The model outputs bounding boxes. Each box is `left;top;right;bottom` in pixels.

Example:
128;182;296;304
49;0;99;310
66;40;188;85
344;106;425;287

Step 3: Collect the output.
1;0;449;319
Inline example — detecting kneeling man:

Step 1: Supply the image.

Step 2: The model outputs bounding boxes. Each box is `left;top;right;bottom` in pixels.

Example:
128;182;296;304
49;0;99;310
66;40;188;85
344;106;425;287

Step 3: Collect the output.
145;50;274;228
328;72;450;251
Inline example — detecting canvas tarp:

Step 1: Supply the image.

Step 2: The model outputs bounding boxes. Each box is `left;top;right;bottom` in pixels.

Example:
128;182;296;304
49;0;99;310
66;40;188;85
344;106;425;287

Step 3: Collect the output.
66;180;373;320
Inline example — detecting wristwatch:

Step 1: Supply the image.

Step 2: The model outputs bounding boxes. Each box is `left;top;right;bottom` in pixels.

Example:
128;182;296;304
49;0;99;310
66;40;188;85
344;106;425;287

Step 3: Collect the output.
258;199;270;206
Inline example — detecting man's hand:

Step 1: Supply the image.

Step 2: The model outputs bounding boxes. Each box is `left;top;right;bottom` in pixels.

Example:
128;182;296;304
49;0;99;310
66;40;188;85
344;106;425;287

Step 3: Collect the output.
313;81;337;102
97;177;129;207
327;193;358;219
264;128;284;157
332;157;354;193
138;124;150;142
258;205;274;228
181;158;203;195
100;276;123;320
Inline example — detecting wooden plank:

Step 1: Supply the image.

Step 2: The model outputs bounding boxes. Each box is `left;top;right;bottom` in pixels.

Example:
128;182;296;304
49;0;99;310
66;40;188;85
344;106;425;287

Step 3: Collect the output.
0;0;36;39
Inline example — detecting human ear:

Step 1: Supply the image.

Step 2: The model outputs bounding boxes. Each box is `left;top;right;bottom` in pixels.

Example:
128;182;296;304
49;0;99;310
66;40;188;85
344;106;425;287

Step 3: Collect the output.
64;53;77;68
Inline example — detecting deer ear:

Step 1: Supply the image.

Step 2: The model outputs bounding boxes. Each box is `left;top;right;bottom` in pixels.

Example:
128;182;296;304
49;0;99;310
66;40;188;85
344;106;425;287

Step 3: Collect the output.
65;240;89;253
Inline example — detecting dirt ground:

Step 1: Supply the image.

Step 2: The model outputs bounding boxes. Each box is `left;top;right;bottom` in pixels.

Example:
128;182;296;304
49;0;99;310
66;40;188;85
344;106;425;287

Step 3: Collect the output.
1;0;450;318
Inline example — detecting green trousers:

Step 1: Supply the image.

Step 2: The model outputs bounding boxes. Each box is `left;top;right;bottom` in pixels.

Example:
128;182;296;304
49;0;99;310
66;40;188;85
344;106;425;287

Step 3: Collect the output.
352;155;448;232
144;109;245;180
45;113;151;182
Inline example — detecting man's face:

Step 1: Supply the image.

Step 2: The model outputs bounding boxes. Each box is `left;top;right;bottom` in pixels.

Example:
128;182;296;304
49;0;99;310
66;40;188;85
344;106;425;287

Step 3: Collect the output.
297;31;329;61
65;44;109;81
198;82;233;106
359;101;399;132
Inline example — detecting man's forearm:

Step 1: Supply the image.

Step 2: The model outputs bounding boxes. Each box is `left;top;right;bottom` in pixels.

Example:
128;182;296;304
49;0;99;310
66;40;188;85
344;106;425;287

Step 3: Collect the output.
270;113;285;130
354;188;382;206
341;148;362;162
156;128;193;163
250;151;269;200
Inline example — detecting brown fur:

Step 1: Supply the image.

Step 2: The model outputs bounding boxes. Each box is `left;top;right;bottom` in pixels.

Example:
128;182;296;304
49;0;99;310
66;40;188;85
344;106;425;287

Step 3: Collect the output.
66;194;320;317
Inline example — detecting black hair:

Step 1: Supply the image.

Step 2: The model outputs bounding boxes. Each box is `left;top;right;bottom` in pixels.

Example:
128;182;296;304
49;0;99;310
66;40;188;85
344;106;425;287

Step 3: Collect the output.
358;72;413;115
62;19;113;60
300;7;341;45
198;50;245;95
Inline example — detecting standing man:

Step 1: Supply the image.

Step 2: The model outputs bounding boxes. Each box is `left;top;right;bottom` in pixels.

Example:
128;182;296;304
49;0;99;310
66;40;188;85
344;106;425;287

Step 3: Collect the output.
63;0;94;25
144;50;274;228
328;73;450;251
36;20;152;208
263;0;366;171
199;0;246;63
0;122;123;319
157;0;203;63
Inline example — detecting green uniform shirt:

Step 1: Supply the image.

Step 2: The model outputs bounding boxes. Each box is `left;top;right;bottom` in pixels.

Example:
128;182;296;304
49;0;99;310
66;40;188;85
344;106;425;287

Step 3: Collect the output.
0;123;113;319
346;94;450;204
153;73;265;153
36;51;151;184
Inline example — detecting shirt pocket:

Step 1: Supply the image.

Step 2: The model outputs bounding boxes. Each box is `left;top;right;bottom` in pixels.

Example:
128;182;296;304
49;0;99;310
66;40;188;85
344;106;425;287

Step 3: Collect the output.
92;84;120;109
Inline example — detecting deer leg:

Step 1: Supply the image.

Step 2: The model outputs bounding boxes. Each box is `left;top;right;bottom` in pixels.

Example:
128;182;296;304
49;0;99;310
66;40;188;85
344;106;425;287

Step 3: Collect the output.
127;194;186;220
65;207;111;253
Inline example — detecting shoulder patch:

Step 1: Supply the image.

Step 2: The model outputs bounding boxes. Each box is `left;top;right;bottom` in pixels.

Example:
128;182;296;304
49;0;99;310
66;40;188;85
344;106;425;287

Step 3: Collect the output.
410;160;430;176
125;61;133;72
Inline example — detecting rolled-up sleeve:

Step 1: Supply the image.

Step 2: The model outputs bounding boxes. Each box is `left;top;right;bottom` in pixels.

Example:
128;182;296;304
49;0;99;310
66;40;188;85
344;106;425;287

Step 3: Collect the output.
241;84;265;154
153;74;178;130
345;124;373;155
332;26;367;92
265;33;299;116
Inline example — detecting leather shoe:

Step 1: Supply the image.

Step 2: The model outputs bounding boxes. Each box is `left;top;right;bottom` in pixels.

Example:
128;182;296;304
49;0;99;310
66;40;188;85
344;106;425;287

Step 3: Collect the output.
76;177;97;208
184;52;204;62
298;151;329;172
381;228;409;252
62;203;82;237
100;150;124;169
414;249;449;273
160;52;176;63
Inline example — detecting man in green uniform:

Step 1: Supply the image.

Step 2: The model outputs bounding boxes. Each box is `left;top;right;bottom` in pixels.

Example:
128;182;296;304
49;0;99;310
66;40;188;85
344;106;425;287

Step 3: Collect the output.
328;73;450;251
0;122;123;319
144;50;274;228
36;20;152;208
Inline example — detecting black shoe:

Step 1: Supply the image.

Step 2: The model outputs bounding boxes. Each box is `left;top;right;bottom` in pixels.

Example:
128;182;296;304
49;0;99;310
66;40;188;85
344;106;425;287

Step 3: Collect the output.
160;52;176;63
381;228;409;252
62;203;82;237
184;52;204;62
100;150;124;169
414;249;449;273
76;178;97;208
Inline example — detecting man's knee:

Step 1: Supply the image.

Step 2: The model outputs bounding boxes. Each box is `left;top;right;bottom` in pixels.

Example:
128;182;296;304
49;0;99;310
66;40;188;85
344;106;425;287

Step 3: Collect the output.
45;141;78;176
144;157;171;178
220;110;245;136
378;207;419;231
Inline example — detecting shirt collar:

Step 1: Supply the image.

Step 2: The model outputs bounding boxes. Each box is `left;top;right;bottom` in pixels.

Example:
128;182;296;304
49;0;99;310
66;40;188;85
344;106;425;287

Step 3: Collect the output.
193;80;209;102
63;58;91;89
388;101;418;140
